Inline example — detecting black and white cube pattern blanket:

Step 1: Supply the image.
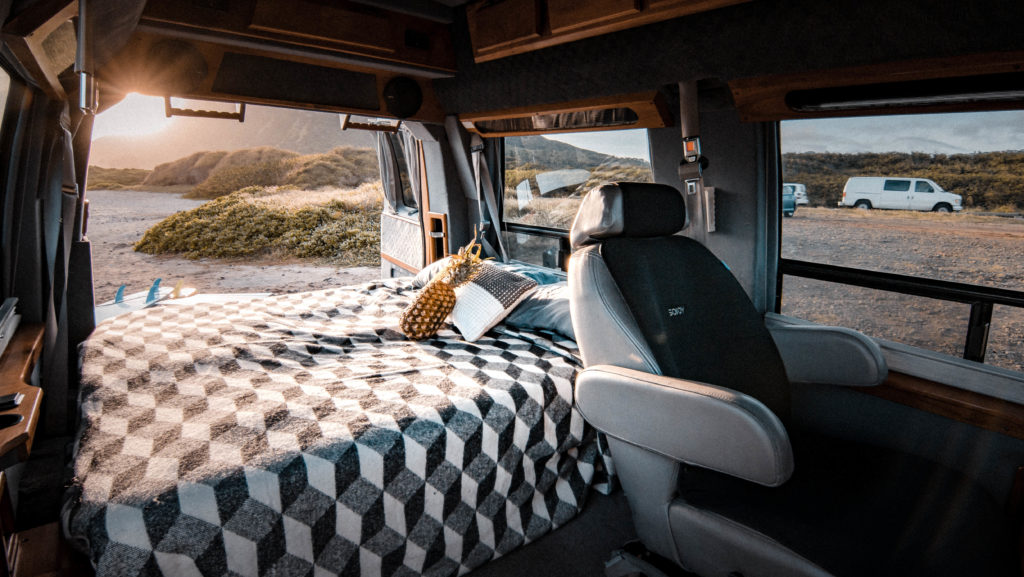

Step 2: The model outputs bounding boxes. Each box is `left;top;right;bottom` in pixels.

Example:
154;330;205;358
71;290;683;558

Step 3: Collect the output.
65;281;610;577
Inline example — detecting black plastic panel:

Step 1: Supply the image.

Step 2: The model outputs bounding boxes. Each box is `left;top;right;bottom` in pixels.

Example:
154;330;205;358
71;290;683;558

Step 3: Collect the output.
212;52;379;110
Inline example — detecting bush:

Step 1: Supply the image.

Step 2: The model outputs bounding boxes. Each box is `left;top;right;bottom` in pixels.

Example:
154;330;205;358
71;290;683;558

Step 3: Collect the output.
135;183;383;265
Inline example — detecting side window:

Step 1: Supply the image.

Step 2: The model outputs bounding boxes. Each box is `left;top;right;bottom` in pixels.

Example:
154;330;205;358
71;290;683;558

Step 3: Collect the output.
780;111;1024;374
501;128;652;266
386;132;417;210
783;184;795;194
883;179;911;192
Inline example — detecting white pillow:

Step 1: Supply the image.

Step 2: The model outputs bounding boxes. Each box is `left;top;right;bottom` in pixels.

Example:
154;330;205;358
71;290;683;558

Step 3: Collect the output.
451;264;538;342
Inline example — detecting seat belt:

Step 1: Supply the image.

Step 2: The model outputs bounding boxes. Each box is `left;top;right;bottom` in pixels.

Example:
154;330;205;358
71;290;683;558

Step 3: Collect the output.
41;109;79;435
678;80;715;234
470;133;509;262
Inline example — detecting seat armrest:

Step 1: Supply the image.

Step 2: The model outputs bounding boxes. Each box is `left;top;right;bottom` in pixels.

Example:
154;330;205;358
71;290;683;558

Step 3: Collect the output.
575;365;793;487
767;321;887;386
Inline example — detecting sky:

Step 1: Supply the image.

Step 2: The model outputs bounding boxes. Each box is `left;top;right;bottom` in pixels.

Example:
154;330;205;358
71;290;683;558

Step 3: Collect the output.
545;111;1024;158
781;110;1024;154
88;92;1024;157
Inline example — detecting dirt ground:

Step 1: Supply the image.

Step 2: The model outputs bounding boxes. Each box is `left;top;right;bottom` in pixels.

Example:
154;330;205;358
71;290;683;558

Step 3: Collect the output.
781;208;1024;373
86;189;379;301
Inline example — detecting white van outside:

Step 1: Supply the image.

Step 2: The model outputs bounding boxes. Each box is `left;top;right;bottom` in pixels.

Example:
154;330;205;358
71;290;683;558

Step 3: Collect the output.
839;177;962;212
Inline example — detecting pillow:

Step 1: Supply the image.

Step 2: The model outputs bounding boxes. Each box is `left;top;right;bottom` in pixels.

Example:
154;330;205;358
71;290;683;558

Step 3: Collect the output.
504;282;575;341
413;256;565;289
451;263;538;342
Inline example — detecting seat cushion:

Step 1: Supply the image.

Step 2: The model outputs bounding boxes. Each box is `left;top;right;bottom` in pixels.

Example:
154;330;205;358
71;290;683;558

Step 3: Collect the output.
679;434;1018;577
601;235;791;424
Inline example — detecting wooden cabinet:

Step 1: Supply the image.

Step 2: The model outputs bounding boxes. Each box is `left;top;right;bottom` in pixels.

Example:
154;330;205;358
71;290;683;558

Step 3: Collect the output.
466;0;751;63
548;0;639;34
467;0;540;57
0;324;45;577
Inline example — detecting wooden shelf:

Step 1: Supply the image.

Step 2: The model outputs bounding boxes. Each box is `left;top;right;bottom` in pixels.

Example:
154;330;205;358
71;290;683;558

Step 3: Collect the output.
460;91;672;137
861;370;1024;440
0;324;44;465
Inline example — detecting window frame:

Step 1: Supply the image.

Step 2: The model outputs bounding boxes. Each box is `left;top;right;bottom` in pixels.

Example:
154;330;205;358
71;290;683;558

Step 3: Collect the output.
497;128;654;269
381;131;418;213
775;130;1024;367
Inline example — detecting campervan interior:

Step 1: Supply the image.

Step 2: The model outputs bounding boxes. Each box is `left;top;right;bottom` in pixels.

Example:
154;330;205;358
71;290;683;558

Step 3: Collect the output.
1;1;1023;576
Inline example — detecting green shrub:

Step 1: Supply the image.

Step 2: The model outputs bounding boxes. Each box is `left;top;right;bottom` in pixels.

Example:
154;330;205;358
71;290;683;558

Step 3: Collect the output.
135;184;383;265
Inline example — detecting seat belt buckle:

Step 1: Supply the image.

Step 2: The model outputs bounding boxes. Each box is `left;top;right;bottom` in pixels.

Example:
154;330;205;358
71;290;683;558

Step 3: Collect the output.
683;136;701;163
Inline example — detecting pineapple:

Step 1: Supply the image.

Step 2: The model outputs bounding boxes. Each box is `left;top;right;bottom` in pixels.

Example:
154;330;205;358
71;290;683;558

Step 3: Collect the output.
400;238;486;339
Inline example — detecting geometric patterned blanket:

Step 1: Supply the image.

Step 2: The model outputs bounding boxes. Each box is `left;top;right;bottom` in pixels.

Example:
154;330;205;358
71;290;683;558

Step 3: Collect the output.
64;280;611;577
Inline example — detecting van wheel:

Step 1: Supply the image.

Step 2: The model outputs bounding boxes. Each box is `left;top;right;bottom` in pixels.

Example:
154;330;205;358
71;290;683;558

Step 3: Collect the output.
933;204;952;213
854;201;871;210
784;211;794;217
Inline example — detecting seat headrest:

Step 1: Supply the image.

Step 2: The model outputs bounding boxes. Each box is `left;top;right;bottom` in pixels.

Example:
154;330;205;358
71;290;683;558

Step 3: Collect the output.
569;182;687;248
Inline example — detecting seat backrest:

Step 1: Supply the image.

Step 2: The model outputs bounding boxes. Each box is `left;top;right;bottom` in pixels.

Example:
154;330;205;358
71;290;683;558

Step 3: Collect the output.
568;182;791;423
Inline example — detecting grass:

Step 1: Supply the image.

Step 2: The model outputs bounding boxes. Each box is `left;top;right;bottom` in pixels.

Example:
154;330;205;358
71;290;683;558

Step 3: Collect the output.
87;166;151;189
135;182;383;264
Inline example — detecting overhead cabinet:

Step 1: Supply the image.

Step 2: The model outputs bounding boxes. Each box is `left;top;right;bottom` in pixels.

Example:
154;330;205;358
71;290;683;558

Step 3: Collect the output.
466;0;751;62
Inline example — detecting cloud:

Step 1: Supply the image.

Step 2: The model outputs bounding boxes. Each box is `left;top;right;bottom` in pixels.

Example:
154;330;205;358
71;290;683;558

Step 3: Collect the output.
782;111;1024;154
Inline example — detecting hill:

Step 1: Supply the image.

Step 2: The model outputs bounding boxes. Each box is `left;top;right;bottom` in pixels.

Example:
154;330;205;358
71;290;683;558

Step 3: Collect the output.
90;105;374;169
783;151;1024;210
505;135;648;171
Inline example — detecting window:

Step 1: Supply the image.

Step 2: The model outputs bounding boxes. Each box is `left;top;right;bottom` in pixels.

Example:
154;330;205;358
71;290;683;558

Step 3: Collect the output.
883;179;911;192
501;128;652;266
779;111;1024;373
386;132;417;209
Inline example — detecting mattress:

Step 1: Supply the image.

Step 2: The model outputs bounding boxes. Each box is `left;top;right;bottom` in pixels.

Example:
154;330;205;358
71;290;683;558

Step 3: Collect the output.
64;280;611;576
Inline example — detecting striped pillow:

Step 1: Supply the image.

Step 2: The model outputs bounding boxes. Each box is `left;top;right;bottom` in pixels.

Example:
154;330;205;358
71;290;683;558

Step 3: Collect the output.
451;264;538;342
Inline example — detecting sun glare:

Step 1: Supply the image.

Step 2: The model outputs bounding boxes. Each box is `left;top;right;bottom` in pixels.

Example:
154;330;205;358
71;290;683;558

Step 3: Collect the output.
91;93;174;140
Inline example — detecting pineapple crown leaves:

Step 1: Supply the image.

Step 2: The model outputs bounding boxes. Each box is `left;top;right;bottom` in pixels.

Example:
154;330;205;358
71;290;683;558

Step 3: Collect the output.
440;232;490;287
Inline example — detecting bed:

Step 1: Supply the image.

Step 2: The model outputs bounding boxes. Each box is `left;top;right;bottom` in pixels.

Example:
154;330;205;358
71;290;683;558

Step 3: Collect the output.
63;279;611;577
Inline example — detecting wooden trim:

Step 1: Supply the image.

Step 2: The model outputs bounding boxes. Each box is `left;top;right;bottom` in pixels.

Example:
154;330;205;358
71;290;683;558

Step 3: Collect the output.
0;324;44;464
860;371;1024;440
142;0;455;73
425;212;449;265
460;91;672;137
381;252;418;273
466;0;751;63
729;51;1024;122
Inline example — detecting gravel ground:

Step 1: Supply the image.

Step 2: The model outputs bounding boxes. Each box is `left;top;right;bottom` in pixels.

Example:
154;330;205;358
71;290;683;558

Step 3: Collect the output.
86;189;379;301
781;208;1024;373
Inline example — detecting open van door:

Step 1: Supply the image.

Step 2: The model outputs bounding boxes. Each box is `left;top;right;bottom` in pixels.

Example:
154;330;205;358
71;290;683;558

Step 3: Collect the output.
377;129;426;277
